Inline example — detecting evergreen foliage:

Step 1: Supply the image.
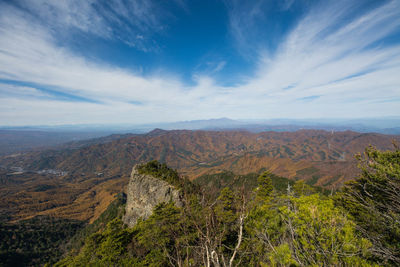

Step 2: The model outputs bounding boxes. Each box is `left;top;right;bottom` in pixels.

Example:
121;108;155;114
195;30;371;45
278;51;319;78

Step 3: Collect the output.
293;179;316;197
137;160;181;186
337;145;400;265
137;160;199;194
195;170;329;199
0;216;84;266
256;171;274;200
55;148;398;266
63;192;127;255
55;218;136;266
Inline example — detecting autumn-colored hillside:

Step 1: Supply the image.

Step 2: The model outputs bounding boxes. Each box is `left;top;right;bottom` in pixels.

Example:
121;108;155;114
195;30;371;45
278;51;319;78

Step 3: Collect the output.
1;129;399;222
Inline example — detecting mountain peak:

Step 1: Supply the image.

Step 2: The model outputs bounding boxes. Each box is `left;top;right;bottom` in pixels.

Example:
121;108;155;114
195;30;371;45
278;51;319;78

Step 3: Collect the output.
146;128;168;137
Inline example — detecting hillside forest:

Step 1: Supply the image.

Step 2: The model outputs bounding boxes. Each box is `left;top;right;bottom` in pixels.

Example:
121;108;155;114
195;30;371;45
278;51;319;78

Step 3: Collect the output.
52;145;400;266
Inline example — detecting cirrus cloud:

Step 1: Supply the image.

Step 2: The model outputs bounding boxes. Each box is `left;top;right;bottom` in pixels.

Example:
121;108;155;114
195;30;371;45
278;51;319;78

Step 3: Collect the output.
0;0;399;126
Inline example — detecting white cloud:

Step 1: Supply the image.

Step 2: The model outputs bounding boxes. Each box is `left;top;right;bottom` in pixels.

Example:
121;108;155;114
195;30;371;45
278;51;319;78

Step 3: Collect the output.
213;61;227;73
0;0;399;125
10;0;176;51
0;84;50;99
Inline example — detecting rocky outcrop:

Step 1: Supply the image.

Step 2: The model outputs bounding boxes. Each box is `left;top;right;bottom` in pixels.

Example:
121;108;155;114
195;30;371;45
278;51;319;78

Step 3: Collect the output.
123;165;183;227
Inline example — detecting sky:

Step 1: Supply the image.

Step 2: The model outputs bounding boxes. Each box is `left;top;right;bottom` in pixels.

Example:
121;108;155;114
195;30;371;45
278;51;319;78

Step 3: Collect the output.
0;0;399;126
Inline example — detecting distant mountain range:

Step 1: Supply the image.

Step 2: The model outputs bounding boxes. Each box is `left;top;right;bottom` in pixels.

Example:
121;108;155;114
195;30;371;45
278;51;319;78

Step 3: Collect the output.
1;117;399;156
0;130;122;156
2;117;400;134
1;129;399;223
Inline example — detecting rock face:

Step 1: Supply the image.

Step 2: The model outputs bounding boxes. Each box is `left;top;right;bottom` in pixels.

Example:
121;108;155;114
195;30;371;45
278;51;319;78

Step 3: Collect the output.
123;165;183;227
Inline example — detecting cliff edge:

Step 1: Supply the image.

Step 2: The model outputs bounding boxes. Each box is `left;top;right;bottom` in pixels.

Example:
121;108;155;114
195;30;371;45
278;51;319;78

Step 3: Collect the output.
123;164;183;227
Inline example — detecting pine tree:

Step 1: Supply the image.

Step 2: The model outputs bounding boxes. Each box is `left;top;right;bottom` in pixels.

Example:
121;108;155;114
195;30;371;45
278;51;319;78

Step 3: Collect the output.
256;171;273;201
337;145;400;265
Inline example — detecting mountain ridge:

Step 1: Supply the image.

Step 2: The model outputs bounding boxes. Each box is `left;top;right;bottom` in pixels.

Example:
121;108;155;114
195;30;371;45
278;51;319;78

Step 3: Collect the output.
0;129;399;223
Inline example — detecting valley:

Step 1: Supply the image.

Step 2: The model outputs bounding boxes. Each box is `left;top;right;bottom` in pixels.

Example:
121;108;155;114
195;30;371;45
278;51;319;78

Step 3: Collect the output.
0;129;398;223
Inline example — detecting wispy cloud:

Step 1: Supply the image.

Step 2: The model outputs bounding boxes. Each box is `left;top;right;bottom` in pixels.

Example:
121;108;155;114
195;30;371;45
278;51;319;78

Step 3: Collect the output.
298;95;321;102
0;0;399;125
0;83;50;99
225;0;303;58
213;61;227;73
225;0;271;58
10;0;179;51
236;0;400;111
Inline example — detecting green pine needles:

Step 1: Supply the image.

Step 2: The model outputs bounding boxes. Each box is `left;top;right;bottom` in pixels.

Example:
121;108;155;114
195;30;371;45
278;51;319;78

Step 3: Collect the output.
56;146;400;266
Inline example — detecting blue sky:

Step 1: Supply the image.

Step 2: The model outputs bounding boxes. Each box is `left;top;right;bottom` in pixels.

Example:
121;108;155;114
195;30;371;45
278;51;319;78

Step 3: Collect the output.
0;0;399;125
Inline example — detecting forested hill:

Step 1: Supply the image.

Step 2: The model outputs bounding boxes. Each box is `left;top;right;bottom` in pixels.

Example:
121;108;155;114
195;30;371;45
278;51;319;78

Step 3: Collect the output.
0;129;398;223
55;148;400;266
2;129;398;184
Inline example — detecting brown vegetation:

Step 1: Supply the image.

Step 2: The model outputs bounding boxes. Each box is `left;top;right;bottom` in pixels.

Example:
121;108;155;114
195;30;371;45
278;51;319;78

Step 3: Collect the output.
0;129;398;223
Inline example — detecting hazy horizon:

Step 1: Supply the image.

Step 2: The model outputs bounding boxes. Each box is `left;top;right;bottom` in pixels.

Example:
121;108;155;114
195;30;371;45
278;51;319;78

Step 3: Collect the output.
1;117;400;133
